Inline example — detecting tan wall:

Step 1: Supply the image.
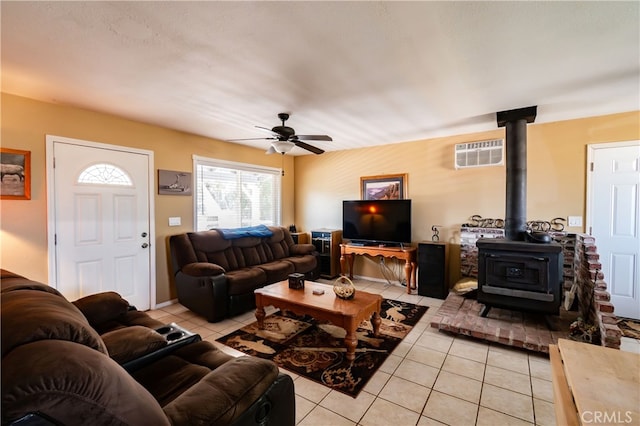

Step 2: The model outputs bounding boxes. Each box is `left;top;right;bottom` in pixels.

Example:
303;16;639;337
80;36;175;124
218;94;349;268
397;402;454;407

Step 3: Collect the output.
0;93;295;303
2;92;638;298
294;111;640;285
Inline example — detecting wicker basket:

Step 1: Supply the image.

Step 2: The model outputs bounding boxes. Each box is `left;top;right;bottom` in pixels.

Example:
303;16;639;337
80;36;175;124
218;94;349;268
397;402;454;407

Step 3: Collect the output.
333;275;356;300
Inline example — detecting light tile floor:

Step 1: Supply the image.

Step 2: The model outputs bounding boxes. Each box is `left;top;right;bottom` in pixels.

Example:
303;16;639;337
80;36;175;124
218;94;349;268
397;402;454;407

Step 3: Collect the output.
147;279;640;426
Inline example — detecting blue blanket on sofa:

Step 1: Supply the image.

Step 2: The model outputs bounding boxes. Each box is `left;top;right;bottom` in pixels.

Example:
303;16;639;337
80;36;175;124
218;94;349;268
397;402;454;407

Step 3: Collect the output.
218;224;274;240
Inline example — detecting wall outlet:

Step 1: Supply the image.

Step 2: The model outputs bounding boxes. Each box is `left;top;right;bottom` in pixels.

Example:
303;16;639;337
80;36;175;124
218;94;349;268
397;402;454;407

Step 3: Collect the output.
169;217;181;226
568;216;582;227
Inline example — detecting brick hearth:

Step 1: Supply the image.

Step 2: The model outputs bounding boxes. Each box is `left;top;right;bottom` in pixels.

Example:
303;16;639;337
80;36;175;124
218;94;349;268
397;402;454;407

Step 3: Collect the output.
430;293;577;354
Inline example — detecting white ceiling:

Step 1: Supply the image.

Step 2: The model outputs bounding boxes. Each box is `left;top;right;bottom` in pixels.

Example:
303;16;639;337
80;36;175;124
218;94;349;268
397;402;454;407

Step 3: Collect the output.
2;1;638;155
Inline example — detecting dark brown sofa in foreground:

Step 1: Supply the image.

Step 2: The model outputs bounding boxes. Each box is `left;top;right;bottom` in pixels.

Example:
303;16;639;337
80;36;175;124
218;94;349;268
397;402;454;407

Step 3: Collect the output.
1;270;295;426
170;225;320;322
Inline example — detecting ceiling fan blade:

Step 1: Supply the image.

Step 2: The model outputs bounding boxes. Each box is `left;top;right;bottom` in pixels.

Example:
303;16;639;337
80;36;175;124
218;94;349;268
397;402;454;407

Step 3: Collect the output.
293;140;325;155
294;135;333;142
227;137;276;141
255;125;280;136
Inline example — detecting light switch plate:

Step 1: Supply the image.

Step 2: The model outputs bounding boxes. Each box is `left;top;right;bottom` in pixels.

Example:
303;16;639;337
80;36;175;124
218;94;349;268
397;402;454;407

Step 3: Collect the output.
568;216;582;227
169;217;181;226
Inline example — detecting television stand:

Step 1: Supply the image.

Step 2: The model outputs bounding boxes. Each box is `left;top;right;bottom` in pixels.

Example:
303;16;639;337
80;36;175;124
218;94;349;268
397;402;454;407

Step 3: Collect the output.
340;244;417;294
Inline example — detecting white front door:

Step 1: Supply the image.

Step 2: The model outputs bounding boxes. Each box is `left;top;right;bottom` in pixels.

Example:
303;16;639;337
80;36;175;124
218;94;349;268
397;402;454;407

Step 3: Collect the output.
47;136;154;310
587;141;640;319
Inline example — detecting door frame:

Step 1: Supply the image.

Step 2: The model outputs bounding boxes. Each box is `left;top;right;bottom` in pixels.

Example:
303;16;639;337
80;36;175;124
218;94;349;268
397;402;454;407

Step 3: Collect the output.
586;140;640;233
45;135;156;308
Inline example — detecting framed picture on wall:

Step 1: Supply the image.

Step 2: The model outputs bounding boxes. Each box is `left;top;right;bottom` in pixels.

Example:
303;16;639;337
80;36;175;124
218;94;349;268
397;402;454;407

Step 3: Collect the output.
0;148;31;200
360;173;407;200
158;169;192;195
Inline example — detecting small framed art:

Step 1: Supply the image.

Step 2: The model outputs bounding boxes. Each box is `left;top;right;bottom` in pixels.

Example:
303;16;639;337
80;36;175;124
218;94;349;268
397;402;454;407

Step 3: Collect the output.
158;169;192;195
1;148;31;200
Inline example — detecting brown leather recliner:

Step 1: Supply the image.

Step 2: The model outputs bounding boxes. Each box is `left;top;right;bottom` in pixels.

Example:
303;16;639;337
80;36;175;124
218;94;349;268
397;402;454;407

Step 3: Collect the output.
1;270;295;426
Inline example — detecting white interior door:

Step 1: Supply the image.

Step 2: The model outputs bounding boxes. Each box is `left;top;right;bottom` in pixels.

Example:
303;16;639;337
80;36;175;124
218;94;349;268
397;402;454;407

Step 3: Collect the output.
587;141;640;319
47;137;154;310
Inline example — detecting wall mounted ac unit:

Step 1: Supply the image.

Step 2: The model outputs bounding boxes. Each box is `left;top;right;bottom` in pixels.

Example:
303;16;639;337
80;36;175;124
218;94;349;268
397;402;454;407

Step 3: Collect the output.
455;139;504;169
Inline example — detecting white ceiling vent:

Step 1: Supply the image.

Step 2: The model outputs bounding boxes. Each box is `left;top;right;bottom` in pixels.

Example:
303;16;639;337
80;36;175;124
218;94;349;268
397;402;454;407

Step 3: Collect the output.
455;139;504;169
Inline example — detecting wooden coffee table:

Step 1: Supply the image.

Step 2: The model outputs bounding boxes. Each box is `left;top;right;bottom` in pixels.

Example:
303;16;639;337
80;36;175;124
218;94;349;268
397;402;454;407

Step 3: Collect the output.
254;280;383;361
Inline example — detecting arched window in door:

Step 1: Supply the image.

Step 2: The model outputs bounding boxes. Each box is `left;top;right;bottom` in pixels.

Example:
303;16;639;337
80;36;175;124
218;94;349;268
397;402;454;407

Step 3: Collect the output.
77;163;133;186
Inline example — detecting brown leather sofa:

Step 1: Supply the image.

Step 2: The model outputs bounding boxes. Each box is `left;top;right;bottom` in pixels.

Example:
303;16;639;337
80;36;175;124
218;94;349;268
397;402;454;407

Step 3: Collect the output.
1;270;295;426
170;225;319;322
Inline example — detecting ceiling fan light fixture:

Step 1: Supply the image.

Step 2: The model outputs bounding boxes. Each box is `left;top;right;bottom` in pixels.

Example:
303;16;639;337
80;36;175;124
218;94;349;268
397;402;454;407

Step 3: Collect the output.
272;141;295;154
232;113;330;155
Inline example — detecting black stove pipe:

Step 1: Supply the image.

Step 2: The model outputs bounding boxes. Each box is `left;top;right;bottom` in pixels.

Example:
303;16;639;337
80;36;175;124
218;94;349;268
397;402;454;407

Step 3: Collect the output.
497;106;537;241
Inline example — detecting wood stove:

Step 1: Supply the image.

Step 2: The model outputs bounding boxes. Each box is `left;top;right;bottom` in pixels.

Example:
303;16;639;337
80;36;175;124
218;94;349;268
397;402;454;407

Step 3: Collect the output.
477;239;562;316
477;106;563;317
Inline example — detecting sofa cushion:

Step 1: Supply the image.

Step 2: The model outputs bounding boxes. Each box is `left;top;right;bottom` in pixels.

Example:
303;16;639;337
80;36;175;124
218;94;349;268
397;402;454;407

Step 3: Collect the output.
290;243;316;255
73;291;130;327
170;233;200;265
101;326;168;364
284;254;318;274
171;340;233;369
1;289;108;357
264;227;291;259
2;340;169;426
189;231;233;262
132;341;232;406
225;267;268;296
133;351;212;406
257;260;295;283
232;237;268;267
93;309;166;335
162;355;279;425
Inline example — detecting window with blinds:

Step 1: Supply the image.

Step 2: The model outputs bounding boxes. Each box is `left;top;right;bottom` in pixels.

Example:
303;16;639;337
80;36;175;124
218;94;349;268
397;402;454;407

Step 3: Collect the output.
193;156;281;231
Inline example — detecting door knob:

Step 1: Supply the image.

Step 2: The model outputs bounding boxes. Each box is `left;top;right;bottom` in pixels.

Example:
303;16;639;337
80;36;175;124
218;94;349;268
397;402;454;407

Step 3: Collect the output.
141;243;149;249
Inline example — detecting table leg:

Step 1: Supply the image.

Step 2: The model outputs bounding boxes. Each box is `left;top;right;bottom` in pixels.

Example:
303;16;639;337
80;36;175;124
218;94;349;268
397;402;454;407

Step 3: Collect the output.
347;253;355;280
371;311;381;337
255;306;266;329
344;318;358;361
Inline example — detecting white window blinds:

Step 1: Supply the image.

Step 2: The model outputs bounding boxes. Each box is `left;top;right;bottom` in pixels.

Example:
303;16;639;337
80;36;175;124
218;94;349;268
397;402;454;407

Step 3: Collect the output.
193;156;281;231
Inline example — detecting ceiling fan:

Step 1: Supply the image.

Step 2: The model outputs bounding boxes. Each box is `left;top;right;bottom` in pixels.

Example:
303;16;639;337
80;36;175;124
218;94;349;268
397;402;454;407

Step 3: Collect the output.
229;113;332;155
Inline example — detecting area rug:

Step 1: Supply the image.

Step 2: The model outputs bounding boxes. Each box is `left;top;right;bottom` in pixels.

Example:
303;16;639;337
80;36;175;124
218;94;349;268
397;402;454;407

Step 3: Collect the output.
617;317;640;340
217;299;428;397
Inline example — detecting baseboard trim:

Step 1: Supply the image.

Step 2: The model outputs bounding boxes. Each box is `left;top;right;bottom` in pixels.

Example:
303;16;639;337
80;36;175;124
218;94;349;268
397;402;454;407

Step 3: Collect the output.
153;298;178;309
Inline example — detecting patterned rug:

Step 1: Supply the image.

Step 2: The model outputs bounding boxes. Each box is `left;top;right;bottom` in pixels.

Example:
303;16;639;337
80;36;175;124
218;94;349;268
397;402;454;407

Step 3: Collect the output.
217;299;428;397
617;317;640;340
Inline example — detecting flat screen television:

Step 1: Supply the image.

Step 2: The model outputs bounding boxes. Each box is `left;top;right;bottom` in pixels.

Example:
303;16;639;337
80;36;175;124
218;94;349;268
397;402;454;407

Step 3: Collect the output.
342;199;411;245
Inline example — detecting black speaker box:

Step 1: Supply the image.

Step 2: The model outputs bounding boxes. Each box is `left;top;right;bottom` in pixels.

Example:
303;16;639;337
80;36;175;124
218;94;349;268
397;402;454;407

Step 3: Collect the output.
418;242;448;299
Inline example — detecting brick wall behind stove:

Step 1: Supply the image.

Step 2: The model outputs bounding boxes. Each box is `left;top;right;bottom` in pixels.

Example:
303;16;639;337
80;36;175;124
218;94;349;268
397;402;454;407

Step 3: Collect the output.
460;227;505;278
551;233;577;295
574;234;622;349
